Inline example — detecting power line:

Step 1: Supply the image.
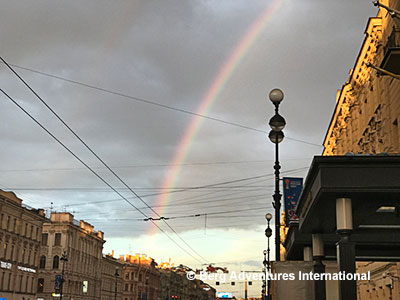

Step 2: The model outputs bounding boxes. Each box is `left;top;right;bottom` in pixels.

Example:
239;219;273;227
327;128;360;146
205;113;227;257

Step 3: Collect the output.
85;205;272;222
0;158;311;173
21;166;307;210
0;59;322;148
1;57;209;264
0;88;206;265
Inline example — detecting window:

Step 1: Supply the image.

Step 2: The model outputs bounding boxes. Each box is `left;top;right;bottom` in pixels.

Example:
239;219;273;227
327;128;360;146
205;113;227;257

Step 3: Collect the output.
54;233;61;246
13;218;17;233
19;274;23;292
39;255;46;269
41;233;48;246
30;226;33;238
6;216;10;231
37;278;44;292
53;255;59;269
3;243;8;259
125;272;129;280
10;245;14;261
125;283;129;291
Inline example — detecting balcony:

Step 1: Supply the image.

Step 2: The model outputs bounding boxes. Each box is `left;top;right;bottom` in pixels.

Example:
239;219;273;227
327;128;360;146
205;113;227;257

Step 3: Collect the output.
380;28;400;74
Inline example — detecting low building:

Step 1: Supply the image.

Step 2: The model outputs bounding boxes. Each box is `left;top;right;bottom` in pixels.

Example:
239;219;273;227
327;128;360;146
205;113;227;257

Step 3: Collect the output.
158;264;216;300
120;254;160;300
322;0;400;299
37;212;105;300
0;189;47;300
101;254;124;300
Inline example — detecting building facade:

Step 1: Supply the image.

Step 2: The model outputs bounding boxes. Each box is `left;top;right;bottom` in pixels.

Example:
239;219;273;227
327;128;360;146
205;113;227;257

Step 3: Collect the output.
323;1;400;299
37;212;105;300
0;190;47;300
120;254;160;300
101;254;124;300
158;267;216;300
323;0;400;156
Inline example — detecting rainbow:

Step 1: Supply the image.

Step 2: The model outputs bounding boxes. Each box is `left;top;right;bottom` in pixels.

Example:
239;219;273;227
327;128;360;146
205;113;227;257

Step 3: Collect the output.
151;0;284;232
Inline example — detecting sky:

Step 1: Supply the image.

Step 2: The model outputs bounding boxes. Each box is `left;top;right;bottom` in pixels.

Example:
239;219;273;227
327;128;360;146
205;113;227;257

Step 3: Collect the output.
0;0;378;297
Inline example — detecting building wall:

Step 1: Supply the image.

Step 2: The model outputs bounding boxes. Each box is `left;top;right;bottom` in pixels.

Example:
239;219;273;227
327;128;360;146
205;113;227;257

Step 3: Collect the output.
37;212;105;300
323;0;400;156
322;1;400;299
0;190;47;300
101;255;124;300
120;254;160;300
159;268;215;300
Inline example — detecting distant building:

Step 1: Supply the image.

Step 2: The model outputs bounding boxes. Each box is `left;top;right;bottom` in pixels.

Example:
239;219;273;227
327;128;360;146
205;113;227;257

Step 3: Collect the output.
37;212;105;300
158;265;216;300
323;0;400;299
101;254;124;300
119;254;160;300
0;190;47;300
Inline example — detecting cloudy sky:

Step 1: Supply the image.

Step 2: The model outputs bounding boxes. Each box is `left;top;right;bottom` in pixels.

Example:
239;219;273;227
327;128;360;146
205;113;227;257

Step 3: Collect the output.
1;0;377;297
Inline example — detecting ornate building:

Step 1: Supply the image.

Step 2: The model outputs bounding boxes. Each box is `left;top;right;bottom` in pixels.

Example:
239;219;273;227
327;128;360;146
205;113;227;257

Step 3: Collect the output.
119;254;160;300
37;212;105;300
323;1;400;299
323;0;400;156
0;190;47;300
101;254;124;300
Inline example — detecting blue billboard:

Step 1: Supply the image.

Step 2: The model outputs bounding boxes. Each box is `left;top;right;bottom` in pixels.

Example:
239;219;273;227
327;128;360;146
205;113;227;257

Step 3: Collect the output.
283;177;303;226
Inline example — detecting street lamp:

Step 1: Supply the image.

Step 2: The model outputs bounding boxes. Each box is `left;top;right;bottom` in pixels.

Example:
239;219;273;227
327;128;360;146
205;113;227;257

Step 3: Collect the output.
268;88;286;262
60;252;68;300
265;213;273;300
114;268;119;300
261;267;266;300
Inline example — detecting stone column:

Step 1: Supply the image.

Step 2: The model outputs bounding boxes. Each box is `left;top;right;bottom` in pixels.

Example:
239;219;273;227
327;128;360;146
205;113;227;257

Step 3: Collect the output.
336;198;356;300
312;234;326;300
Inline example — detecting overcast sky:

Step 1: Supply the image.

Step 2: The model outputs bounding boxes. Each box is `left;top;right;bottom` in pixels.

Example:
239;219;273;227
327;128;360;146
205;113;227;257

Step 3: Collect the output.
0;0;377;296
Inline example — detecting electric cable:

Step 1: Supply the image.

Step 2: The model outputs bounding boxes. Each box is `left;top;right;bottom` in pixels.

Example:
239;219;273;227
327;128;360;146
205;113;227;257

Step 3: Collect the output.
0;59;322;148
0;88;206;264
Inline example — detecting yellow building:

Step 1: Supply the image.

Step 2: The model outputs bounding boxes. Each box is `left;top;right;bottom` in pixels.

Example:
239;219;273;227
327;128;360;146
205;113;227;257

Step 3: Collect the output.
324;0;400;156
323;1;400;299
0;190;47;300
119;254;160;300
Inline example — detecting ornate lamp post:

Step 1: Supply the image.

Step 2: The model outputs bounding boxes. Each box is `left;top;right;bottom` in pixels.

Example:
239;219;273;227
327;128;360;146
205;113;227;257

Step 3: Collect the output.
264;213;273;300
268;88;286;262
261;267;266;299
60;252;68;300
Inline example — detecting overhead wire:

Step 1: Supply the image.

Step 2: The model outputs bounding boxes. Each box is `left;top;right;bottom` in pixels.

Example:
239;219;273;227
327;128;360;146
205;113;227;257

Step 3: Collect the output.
0;88;206;265
0;59;323;148
1;57;209;264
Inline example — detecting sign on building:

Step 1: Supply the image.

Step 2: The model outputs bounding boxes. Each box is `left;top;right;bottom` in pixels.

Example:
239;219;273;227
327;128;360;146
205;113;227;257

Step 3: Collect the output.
283;177;303;226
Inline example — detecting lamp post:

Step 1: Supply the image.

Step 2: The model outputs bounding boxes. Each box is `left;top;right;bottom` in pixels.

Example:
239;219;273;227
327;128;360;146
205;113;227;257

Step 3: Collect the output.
265;213;273;300
114;268;119;300
261;267;266;300
268;88;286;262
60;252;68;300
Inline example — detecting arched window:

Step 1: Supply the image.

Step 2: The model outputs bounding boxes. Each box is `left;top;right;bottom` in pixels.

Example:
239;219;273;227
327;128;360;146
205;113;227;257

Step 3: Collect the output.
53;255;59;269
39;255;46;269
